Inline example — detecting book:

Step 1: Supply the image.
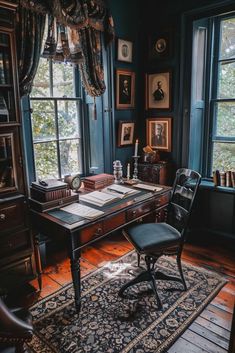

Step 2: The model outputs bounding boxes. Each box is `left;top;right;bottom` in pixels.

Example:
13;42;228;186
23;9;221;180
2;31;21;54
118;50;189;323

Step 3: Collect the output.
213;170;220;186
29;193;79;212
31;179;68;191
133;183;163;192
225;171;232;187
79;190;119;207
231;171;235;188
61;203;104;219
30;187;71;202
83;173;114;190
219;171;226;187
104;184;139;197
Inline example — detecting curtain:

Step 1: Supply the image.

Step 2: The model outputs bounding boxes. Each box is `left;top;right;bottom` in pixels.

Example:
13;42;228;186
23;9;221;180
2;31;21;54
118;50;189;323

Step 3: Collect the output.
18;0;115;97
16;6;46;96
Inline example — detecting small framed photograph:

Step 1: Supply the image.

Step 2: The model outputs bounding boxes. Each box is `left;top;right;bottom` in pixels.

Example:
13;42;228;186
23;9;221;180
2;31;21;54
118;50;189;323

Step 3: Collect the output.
116;69;135;109
117;121;135;147
146;70;172;110
117;39;133;63
148;29;172;61
146;117;172;152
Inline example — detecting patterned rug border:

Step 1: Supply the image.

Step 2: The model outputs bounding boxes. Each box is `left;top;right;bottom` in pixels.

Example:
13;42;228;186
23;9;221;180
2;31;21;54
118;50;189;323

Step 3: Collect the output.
30;251;228;353
31;250;227;310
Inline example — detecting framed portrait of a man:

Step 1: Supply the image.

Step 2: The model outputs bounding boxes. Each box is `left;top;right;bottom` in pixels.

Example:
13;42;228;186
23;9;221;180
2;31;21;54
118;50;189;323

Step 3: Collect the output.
146;117;172;151
146;71;172;110
116;69;135;109
117;39;133;63
117;121;135;147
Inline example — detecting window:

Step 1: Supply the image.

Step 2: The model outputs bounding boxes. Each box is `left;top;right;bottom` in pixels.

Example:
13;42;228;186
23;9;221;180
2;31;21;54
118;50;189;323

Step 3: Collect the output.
30;58;83;179
189;13;235;176
211;16;235;173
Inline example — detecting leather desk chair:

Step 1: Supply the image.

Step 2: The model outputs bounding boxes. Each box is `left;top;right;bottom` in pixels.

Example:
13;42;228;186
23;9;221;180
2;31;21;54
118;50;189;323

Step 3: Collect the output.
119;168;201;309
0;298;33;353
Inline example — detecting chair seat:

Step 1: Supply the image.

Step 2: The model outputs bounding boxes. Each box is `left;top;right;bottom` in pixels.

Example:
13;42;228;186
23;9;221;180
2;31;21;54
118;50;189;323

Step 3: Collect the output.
125;222;181;254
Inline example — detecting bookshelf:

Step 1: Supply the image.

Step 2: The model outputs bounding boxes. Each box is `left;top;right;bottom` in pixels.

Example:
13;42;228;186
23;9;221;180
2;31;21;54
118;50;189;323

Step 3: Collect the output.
0;2;37;294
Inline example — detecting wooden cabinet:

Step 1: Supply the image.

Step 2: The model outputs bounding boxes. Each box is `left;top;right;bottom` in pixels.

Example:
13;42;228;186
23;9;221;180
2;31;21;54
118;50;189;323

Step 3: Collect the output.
138;161;173;185
0;2;36;293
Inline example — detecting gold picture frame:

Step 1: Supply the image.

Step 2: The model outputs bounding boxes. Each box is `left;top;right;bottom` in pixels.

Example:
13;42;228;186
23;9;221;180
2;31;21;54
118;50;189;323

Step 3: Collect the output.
146;117;172;152
116;69;135;109
146;70;172;110
117;120;135;147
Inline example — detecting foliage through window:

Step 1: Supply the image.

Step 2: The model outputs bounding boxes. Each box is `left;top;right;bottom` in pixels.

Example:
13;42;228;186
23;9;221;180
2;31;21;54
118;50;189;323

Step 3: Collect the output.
211;16;235;173
30;58;82;179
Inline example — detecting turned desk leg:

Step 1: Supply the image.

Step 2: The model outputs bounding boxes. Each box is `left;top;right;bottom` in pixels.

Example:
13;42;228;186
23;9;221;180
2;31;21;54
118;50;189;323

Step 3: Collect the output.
33;232;42;291
70;250;81;313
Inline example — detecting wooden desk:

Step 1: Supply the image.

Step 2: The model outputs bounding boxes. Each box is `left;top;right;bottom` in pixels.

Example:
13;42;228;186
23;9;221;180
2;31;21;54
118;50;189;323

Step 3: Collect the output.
30;185;171;311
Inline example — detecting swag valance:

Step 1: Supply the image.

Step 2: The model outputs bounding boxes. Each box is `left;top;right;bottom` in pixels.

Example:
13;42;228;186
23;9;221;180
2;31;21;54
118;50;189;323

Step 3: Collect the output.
17;0;114;97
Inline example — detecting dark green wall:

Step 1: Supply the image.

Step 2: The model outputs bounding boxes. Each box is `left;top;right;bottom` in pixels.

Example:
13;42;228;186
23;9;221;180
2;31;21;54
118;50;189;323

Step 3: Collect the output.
107;0;235;244
107;0;144;175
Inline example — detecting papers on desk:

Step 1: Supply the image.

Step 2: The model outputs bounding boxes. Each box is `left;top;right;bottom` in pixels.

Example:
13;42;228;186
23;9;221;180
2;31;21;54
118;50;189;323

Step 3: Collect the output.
79;191;119;207
79;185;139;207
104;184;139;198
133;183;163;192
61;203;104;219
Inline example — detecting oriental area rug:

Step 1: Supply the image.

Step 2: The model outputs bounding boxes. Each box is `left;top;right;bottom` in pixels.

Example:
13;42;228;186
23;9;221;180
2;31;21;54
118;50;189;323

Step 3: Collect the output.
28;251;227;353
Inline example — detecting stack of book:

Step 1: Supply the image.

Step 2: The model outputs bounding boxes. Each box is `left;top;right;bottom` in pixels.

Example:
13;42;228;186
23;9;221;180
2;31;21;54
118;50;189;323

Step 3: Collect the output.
29;179;78;212
213;170;235;188
83;173;114;190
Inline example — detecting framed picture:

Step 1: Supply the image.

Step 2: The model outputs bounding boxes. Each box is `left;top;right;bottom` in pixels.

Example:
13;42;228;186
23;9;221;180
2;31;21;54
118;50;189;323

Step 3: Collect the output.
148;29;172;61
116;69;135;109
146;117;172;152
117;120;135;147
146;70;172;110
117;39;133;63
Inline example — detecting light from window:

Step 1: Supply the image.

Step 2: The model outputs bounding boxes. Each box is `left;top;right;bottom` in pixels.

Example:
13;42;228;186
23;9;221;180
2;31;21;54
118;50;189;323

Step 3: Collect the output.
30;58;82;179
212;17;235;172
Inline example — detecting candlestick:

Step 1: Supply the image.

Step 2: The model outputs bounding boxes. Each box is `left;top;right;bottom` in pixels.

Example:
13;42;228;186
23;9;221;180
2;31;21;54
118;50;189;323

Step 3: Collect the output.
127;163;130;180
134;139;139;157
132;156;140;181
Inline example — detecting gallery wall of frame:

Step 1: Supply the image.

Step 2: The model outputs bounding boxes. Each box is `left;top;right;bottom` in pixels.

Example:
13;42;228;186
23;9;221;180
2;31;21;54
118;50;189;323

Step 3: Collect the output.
144;26;174;161
115;36;136;155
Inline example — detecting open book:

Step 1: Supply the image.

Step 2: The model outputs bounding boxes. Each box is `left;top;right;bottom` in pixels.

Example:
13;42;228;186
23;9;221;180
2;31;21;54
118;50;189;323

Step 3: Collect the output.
61;203;104;219
79;191;119;207
104;184;139;198
133;183;163;192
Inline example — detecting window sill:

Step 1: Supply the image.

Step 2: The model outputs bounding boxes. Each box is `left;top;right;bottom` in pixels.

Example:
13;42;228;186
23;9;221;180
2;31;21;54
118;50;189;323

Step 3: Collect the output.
199;179;235;194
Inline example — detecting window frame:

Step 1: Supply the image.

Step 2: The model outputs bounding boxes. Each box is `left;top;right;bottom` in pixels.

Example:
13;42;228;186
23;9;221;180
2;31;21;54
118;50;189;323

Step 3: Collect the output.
208;13;235;176
30;58;85;180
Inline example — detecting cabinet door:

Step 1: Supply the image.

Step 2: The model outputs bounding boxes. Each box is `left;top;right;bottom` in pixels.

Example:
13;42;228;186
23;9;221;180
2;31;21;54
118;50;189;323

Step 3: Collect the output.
0;29;18;123
0;128;24;194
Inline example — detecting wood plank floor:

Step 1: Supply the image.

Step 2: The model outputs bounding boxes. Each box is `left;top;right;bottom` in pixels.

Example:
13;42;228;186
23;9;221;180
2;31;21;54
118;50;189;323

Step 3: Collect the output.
26;233;235;352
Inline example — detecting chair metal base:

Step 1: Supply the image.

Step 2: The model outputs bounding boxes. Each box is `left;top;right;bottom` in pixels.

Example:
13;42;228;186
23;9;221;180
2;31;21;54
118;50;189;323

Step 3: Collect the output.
118;255;187;310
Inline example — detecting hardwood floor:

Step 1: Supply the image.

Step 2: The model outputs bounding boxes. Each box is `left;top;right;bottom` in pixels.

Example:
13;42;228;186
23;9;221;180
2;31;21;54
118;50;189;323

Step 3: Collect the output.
26;233;235;352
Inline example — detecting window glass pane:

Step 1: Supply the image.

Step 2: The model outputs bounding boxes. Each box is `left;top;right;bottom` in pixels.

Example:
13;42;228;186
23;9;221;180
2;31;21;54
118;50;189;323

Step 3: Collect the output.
34;142;58;179
31;59;50;97
212;142;235;171
220;18;235;60
218;62;235;98
59;139;81;176
52;62;74;97
31;100;56;141
215;102;235;137
58;101;80;138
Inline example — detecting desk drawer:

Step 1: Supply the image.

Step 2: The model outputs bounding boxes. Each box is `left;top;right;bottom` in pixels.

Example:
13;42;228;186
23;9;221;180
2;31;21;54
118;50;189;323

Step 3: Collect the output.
103;212;125;233
0;201;25;232
79;222;103;245
0;230;31;260
126;201;154;221
155;194;170;208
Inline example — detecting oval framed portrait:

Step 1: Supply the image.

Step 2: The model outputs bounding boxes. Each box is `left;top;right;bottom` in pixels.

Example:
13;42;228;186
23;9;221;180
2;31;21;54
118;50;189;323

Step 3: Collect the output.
155;38;167;54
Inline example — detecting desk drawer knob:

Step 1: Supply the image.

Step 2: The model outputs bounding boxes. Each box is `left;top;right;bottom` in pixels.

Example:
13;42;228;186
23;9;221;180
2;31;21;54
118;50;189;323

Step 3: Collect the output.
0;213;6;221
132;210;137;216
95;228;102;236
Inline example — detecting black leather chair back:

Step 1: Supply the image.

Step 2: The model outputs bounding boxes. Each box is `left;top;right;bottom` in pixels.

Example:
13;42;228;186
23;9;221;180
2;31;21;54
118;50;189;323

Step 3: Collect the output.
166;168;201;239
